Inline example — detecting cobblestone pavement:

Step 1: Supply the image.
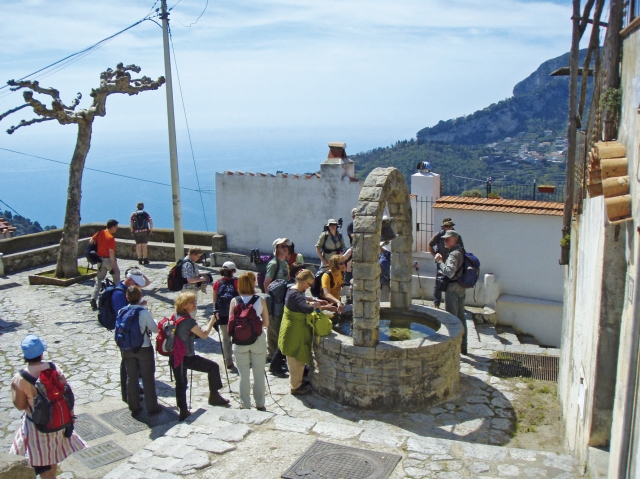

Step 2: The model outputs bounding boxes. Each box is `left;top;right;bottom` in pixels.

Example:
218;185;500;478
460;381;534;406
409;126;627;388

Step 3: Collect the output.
0;260;578;478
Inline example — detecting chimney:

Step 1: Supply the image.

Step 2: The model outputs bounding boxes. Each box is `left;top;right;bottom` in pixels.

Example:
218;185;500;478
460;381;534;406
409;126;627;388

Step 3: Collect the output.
327;142;347;159
321;142;355;179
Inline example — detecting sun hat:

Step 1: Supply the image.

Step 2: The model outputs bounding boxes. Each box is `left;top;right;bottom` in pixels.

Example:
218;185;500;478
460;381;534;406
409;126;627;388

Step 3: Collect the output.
126;268;146;286
222;261;237;270
442;230;460;240
442;218;455;227
326;219;338;226
380;241;391;252
273;238;292;254
21;334;46;360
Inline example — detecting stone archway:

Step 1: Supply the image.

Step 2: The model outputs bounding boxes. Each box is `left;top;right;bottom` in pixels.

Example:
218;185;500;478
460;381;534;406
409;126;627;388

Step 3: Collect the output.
351;167;412;347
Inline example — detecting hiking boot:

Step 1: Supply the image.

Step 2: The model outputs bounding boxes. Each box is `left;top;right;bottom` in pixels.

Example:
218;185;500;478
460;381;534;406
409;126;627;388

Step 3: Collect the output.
143;258;150;265
138;258;143;265
291;384;312;396
178;409;191;422
256;406;266;412
90;299;98;310
208;392;230;406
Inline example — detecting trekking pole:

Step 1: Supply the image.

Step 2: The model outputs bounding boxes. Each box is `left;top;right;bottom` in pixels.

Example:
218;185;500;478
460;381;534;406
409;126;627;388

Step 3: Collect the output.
414;261;425;305
189;369;193;410
215;312;233;395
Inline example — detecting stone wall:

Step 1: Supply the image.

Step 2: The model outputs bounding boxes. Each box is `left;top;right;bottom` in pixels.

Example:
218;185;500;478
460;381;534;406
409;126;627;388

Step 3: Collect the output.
312;304;463;409
0;452;35;479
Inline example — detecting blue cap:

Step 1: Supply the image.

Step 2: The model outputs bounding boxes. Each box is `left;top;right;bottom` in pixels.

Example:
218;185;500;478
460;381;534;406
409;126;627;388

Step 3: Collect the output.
21;335;46;360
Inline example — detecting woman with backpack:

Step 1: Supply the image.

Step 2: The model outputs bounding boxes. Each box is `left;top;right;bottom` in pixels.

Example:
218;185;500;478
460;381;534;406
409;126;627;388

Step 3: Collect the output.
171;291;229;421
212;261;239;371
227;272;270;410
320;254;346;314
118;285;162;417
279;270;336;396
10;335;87;479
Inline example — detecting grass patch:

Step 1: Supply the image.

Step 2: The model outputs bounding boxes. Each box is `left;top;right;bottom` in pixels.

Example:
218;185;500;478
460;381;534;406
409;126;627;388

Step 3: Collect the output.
39;266;95;279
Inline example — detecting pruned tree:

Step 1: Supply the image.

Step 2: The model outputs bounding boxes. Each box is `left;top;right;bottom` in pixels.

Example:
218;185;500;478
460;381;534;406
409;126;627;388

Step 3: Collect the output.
0;63;165;278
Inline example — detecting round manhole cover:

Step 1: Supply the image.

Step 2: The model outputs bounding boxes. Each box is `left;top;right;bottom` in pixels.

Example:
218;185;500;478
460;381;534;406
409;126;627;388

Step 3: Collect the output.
299;450;385;479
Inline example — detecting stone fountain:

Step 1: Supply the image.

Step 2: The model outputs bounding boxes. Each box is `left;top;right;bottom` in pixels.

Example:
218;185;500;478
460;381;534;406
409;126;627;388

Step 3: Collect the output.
310;167;463;409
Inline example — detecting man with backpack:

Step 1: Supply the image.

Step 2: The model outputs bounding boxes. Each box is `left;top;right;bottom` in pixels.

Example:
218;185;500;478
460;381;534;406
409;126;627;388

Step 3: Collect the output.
264;238;290;375
130;202;153;265
435;230;468;355
89;219;120;311
315;219;345;267
212;261;239;371
429;218;464;308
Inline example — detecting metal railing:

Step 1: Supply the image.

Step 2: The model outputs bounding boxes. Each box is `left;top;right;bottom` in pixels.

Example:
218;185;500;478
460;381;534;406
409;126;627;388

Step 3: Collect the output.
446;177;565;202
412;196;436;252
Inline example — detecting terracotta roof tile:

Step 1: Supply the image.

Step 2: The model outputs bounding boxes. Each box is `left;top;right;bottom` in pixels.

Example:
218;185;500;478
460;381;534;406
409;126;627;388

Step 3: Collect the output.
433;196;563;216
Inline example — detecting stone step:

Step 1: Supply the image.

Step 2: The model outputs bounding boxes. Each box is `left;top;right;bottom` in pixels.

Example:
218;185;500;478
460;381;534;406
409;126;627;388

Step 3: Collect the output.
465;306;497;325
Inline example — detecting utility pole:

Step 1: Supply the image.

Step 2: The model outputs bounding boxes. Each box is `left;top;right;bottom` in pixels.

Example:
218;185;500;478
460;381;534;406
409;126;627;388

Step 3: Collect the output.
160;0;184;261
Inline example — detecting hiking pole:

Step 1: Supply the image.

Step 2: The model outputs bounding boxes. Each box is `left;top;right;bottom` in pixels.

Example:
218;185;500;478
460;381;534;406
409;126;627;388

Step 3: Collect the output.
414;261;425;305
214;311;233;395
189;369;193;410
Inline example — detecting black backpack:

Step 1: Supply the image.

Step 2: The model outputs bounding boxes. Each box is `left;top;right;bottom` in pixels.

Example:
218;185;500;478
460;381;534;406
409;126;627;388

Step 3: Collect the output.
167;259;191;292
85;242;101;266
216;278;238;320
310;270;334;298
134;211;149;230
98;283;127;330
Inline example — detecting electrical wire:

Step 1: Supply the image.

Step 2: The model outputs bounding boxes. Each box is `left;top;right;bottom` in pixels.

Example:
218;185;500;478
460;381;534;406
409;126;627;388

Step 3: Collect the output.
0;147;214;194
177;0;209;27
168;25;210;231
0;197;31;224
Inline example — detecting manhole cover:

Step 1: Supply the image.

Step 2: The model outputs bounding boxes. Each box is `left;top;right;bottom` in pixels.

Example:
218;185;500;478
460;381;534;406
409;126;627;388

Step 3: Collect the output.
99;407;178;435
72;440;130;469
282;440;401;479
490;352;559;381
74;413;114;441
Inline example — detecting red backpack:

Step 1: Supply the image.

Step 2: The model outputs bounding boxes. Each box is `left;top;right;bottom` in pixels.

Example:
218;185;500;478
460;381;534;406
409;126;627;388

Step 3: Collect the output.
20;363;74;433
228;295;263;345
156;314;190;356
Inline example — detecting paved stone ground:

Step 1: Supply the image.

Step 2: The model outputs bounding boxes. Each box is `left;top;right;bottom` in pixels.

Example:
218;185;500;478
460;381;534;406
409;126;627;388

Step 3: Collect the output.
0;260;578;478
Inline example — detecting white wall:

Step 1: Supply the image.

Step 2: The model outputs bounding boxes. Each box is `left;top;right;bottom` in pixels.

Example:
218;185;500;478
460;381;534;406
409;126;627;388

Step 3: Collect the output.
215;161;361;259
432;208;564;302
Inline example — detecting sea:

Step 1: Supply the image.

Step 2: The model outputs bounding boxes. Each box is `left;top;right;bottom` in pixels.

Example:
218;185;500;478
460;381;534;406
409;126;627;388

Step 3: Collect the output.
0;126;414;232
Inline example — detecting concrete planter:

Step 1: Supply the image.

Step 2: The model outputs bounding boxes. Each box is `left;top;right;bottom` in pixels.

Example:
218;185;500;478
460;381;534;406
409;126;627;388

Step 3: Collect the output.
28;269;97;286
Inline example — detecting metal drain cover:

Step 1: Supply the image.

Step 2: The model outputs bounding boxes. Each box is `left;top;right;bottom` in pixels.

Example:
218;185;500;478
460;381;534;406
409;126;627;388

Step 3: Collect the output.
282;440;401;479
74;413;114;441
72;440;130;469
99;407;178;435
490;352;559;381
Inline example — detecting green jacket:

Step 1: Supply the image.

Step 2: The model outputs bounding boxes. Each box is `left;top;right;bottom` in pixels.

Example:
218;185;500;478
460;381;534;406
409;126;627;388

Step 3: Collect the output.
278;307;313;365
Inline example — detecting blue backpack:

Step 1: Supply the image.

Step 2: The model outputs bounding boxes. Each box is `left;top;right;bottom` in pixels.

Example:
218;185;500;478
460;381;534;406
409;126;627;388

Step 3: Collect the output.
215;279;238;320
457;252;481;289
114;306;145;352
98;283;127;331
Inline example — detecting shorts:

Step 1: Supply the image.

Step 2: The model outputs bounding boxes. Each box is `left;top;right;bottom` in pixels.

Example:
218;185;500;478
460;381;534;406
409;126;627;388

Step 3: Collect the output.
133;232;150;244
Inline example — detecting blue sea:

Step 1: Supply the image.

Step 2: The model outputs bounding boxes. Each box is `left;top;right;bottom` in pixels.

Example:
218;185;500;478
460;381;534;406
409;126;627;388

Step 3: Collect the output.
0;126;414;232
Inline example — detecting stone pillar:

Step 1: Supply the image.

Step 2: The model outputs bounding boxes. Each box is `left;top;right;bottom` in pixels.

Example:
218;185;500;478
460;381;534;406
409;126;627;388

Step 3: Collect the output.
352;167;412;347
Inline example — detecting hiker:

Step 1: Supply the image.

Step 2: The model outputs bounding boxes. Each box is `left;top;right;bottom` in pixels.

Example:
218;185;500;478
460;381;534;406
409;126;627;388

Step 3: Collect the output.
264;238;290;376
435;230;468;355
10;335;87;479
110;268;151;403
170;291;229;421
118;286;161;416
347;207;356;246
287;243;304;266
279;269;336;396
379;242;391;302
212;261;239;371
182;247;209;294
227;272;269;410
320;254;346;313
130;202;153;265
428;218;464;308
315;219;345;267
89;219;120;310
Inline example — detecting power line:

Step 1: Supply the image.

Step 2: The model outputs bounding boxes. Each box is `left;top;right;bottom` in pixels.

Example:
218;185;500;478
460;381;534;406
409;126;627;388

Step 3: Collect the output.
169;26;209;231
0;147;214;194
177;0;209;27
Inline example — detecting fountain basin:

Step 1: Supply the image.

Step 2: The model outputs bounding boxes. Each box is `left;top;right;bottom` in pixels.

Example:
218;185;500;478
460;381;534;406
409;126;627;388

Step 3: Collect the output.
311;303;463;409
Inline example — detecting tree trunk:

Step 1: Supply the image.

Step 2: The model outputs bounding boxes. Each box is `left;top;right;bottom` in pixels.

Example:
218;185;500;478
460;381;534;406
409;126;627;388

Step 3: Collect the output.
54;120;93;278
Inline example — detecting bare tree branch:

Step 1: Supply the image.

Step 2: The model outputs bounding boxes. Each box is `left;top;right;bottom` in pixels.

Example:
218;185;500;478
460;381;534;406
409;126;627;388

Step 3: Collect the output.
9;80;62;101
0;103;29;122
7;116;55;135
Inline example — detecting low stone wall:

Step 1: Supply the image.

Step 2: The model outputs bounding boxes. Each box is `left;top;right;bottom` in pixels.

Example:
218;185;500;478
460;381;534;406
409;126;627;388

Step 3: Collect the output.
0;224;226;255
0;452;35;479
311;303;462;409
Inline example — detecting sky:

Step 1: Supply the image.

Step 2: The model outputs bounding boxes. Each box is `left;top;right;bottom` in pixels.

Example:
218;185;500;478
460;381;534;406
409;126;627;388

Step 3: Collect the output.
0;0;581;229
